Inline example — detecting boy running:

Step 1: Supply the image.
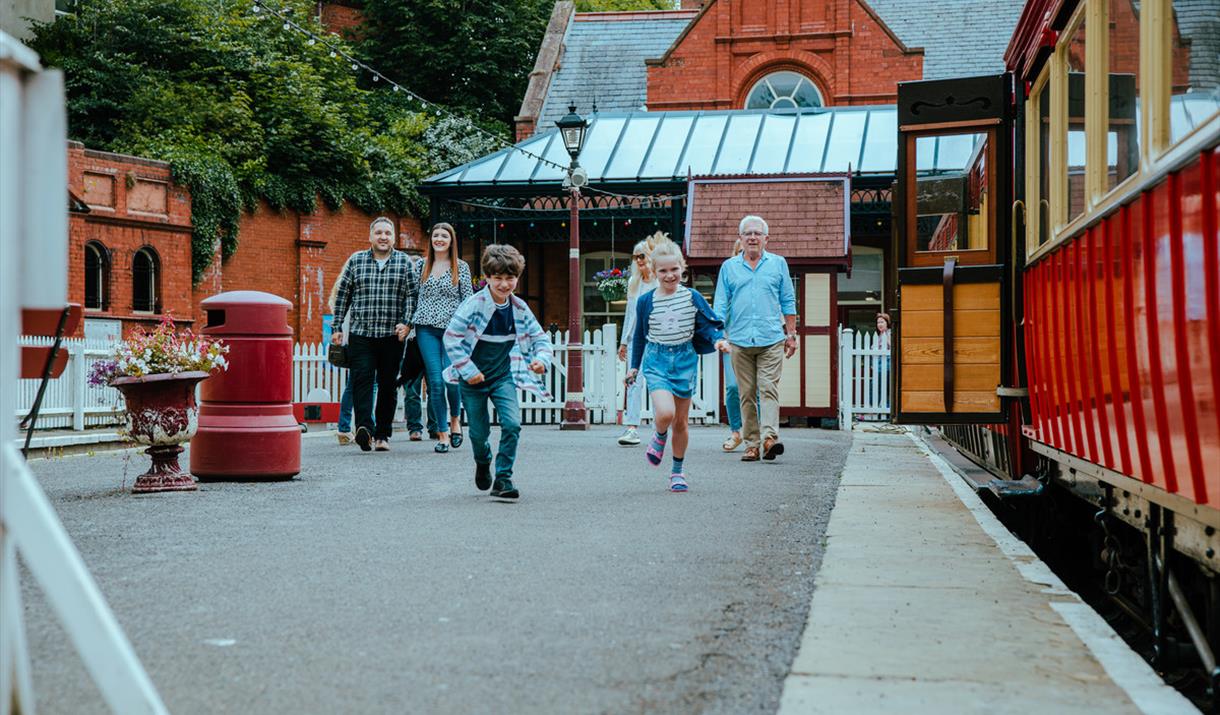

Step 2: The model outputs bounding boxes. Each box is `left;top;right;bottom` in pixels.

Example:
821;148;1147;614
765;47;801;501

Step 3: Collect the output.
443;244;552;502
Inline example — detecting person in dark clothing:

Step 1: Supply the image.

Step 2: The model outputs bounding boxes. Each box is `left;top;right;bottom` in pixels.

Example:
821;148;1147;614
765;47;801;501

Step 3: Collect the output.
331;216;419;452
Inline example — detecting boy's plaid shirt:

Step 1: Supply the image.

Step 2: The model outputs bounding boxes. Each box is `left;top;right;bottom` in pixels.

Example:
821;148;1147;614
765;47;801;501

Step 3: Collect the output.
333;249;419;338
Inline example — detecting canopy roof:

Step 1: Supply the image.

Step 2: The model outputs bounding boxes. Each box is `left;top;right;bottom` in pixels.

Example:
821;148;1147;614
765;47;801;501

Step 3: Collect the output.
423;107;950;192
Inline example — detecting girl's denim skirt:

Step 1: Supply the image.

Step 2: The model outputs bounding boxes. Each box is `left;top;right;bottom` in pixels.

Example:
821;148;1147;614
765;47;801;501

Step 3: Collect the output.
641;341;699;399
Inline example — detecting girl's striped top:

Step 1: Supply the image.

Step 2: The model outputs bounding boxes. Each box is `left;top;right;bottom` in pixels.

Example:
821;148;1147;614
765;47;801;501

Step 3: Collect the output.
646;288;696;345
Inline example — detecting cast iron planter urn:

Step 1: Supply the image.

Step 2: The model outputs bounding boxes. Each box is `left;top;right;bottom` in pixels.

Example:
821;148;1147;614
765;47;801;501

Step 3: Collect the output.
111;371;210;493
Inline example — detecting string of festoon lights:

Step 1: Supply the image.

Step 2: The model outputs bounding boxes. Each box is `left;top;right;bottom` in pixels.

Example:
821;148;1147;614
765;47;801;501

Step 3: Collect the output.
250;0;684;207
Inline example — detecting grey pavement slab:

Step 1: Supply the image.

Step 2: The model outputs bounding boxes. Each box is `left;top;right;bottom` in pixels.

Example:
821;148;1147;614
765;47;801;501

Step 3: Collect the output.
21;424;848;714
778;430;1190;715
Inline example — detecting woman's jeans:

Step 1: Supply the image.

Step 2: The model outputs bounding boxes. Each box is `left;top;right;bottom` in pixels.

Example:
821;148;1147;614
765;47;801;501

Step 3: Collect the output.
624;344;643;427
723;351;742;433
415;326;462;432
723;351;759;433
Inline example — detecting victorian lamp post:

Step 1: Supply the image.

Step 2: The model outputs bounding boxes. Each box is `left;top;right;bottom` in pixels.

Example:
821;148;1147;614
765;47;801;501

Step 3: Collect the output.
556;105;589;430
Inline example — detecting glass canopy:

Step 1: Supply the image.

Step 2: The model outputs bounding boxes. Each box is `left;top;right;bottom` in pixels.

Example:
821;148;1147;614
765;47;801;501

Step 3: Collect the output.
424;106;950;188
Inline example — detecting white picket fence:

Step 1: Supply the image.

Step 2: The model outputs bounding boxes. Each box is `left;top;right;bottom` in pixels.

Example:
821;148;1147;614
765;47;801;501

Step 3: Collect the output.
294;324;720;426
16;326;723;432
838;327;892;429
16;336;126;431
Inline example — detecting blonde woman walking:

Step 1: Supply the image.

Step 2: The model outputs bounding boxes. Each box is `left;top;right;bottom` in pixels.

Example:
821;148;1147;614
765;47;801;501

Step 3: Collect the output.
616;235;659;446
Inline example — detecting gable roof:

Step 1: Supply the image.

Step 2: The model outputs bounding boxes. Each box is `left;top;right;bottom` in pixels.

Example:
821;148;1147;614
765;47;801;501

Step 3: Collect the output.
536;12;694;130
865;0;1025;80
533;1;1024;123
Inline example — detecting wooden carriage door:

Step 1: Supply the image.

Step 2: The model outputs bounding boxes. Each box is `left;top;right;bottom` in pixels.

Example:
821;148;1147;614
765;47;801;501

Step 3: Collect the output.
892;75;1014;424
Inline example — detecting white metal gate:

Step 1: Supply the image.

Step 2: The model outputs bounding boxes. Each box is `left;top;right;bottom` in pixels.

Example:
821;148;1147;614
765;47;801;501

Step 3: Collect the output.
837;327;892;428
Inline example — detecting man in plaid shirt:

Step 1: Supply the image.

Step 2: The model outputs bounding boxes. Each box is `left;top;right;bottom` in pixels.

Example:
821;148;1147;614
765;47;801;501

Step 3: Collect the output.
331;217;419;451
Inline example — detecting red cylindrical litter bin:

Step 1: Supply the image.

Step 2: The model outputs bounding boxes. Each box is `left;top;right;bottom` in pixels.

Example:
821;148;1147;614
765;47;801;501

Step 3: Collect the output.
190;291;300;480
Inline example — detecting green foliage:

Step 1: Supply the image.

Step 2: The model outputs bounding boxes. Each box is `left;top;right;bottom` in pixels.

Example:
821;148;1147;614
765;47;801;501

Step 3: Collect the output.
574;0;677;10
29;0;501;282
358;0;555;129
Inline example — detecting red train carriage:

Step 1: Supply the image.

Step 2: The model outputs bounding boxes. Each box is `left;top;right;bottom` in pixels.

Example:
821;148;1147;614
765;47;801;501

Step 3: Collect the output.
889;0;1219;701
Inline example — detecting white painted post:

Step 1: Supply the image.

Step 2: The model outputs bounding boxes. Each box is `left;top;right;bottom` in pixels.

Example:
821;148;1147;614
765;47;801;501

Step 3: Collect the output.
71;342;85;431
0;32;167;714
840;328;854;429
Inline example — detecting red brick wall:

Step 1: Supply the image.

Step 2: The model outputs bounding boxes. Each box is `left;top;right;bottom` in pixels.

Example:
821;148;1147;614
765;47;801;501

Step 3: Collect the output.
687;178;847;260
193;202;424;343
65;142;426;344
68;143;195;338
319;2;365;38
646;0;923;110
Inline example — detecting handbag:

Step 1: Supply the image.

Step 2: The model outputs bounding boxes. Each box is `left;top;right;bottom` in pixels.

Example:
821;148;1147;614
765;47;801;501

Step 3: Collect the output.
327;343;349;368
397;336;425;386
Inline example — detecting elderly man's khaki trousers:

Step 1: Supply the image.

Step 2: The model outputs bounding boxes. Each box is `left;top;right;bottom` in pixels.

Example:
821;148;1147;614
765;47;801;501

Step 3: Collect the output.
729;340;785;449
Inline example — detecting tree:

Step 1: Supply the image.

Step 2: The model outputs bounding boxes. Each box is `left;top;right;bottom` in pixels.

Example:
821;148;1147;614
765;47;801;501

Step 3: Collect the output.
357;0;555;130
29;0;498;280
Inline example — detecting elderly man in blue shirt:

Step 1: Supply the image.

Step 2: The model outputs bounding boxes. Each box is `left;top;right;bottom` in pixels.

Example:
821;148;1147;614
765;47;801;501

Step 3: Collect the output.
713;215;798;462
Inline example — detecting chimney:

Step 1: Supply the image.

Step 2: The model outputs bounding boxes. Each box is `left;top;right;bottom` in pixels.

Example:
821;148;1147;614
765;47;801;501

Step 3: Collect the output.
680;0;705;8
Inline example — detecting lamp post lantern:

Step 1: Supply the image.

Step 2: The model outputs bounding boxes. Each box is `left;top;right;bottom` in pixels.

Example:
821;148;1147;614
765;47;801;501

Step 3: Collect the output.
556;105;589;430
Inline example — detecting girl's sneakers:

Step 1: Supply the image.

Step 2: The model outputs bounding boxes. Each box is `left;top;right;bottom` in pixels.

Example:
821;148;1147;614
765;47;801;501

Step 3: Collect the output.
669;474;688;492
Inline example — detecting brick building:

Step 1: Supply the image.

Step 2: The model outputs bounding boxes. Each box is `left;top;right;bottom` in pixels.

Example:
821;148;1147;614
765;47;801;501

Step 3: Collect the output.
422;0;1022;420
68;142;423;343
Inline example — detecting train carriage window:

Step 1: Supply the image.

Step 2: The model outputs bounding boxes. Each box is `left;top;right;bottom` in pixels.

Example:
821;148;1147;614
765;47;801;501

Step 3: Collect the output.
1034;78;1052;250
913;132;991;256
1066;19;1088;223
1168;0;1220;145
1106;0;1140;191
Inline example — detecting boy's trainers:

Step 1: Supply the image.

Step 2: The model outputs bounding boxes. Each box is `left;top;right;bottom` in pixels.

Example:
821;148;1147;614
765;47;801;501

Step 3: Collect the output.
490;477;519;502
474;462;492;491
617;427;640;446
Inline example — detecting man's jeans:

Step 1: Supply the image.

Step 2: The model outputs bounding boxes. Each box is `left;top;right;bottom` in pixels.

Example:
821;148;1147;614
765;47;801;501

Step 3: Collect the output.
729;340;785;449
337;376;375;434
349;334;403;440
460;375;521;479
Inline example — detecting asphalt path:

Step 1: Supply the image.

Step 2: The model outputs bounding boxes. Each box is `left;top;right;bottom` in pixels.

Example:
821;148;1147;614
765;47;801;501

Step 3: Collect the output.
22;424;848;714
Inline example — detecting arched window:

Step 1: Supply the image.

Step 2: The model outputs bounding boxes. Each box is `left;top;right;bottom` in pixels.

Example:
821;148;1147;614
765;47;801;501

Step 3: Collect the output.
84;240;110;311
744;71;823;110
132;246;160;313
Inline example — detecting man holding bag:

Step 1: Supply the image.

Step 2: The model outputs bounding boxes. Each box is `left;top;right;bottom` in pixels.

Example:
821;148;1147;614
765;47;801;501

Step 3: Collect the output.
332;216;419;452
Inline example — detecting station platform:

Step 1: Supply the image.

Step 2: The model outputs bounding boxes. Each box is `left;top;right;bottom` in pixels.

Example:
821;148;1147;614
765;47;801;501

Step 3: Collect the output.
779;428;1197;715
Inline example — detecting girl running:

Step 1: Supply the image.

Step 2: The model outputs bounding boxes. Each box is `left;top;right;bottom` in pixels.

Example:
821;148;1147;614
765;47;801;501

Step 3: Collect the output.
625;236;728;492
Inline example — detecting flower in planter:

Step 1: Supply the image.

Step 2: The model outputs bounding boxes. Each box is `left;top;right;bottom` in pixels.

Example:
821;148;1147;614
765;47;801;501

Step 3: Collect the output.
90;314;229;385
593;267;628;302
473;274;488;291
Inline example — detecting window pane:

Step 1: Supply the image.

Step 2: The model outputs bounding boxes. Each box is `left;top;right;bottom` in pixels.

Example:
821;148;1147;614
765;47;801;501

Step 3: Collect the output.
712;113;762;174
1108;0;1140;191
750;114;798;174
1066;18;1087;223
1169;0;1220;144
1036;81;1052;247
84;245;101;310
792;78;823;108
914;132;990;253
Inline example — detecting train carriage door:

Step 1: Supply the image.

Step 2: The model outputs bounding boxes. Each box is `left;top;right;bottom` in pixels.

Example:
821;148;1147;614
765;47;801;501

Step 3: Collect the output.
892;75;1015;424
